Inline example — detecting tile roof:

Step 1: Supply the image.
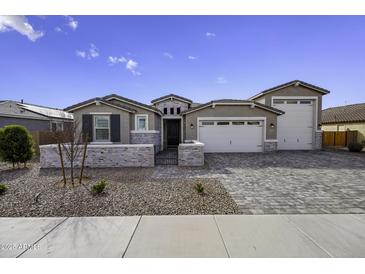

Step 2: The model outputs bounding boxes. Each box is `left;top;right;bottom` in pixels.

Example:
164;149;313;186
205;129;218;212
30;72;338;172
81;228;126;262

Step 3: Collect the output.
322;103;365;124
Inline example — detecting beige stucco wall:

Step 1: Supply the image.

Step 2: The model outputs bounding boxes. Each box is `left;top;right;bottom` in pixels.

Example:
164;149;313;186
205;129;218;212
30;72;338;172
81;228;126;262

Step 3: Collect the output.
322;123;365;143
72;103;130;143
255;85;324;130
107;99;160;131
184;105;278;140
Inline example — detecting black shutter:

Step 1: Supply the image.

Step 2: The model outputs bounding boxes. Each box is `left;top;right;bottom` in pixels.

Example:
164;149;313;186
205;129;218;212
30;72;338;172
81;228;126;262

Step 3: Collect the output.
110;114;121;142
82;114;93;142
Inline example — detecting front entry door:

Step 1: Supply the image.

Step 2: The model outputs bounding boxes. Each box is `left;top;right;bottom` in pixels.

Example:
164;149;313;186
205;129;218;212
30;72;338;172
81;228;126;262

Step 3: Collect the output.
166;119;180;148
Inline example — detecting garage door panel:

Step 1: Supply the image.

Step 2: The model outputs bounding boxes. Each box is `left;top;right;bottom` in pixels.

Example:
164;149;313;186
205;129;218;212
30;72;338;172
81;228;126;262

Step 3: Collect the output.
274;101;314;150
199;120;263;153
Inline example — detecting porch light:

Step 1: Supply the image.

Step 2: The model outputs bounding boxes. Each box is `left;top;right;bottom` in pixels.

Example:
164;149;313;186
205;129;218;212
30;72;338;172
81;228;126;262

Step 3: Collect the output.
190;123;194;129
270;123;275;128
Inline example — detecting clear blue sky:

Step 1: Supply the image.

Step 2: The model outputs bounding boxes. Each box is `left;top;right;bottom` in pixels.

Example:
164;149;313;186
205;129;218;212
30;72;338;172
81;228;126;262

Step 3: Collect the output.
0;16;364;109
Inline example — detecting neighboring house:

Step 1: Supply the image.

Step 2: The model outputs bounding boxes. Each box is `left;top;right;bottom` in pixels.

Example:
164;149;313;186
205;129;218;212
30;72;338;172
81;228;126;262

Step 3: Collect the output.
0;100;74;132
322;103;365;144
64;80;330;153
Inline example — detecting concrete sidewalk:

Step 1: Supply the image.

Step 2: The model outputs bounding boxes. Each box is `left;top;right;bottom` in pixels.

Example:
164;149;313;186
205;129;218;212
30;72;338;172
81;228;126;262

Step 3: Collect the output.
1;214;365;258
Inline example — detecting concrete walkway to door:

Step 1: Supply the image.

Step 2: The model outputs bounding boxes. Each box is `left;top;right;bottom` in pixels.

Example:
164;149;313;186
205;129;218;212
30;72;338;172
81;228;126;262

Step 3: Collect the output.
1;214;365;258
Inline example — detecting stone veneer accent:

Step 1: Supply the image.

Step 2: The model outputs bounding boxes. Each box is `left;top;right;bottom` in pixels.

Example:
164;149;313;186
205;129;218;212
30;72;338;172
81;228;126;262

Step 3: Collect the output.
264;141;278;152
40;144;155;168
130;131;161;153
178;140;204;166
314;131;323;150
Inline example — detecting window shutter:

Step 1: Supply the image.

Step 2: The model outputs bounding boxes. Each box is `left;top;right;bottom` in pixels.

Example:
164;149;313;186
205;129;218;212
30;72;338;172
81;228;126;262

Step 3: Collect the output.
82;114;93;142
110;114;121;142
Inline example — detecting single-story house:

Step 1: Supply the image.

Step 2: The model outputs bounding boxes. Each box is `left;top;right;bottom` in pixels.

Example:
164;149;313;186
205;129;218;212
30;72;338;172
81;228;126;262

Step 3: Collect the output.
0;100;73;132
64;80;330;153
322;103;365;144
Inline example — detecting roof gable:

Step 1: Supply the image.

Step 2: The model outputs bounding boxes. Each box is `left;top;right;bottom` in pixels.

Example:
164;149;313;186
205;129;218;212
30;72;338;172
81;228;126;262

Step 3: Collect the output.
103;94;161;114
181;99;285;115
151;94;192;104
249;80;330;100
64;98;136;113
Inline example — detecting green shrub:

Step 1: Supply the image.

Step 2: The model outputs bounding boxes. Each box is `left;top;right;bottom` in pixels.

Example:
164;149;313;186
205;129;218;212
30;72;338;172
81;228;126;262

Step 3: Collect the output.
0;125;34;166
91;180;106;194
194;182;205;194
0;184;8;195
348;143;363;152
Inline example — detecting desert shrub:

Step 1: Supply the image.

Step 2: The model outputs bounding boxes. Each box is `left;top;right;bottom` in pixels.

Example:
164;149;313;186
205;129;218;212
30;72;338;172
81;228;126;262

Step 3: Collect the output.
92;180;106;194
348;143;363;152
0;125;34;167
194;182;205;194
0;184;8;195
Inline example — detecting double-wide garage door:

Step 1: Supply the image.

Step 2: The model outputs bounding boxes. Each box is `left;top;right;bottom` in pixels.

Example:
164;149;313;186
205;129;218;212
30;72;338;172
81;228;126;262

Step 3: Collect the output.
199;119;264;152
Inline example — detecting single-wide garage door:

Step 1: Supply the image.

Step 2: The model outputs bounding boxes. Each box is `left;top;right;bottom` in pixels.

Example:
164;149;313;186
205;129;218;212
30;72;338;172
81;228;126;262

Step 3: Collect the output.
273;99;314;150
199;120;264;152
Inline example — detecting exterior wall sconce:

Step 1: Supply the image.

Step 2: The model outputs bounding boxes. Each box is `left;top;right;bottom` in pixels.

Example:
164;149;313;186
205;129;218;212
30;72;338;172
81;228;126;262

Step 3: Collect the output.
190;123;194;129
270;123;275;128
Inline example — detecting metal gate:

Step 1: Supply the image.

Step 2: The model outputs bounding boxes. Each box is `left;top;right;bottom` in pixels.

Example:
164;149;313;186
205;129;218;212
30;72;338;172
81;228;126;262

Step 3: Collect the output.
155;148;178;165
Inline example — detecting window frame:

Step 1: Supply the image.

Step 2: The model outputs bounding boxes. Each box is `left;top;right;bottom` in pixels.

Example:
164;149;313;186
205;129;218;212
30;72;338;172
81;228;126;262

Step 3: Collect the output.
135;114;149;131
176;107;181;114
51;121;64;132
170;107;174;115
163;107;168;114
94;115;111;142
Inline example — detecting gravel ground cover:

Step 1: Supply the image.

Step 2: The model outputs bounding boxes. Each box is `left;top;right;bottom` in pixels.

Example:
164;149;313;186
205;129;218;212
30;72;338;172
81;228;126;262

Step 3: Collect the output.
0;162;239;217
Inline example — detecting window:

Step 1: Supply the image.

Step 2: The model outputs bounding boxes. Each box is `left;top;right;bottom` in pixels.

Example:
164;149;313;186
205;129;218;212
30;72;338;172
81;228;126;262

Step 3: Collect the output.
300;100;312;105
247;121;261;125
170;108;174;115
201;121;214;126
94;115;110;141
286;100;298;104
217;121;229;125
51;122;63;132
273;99;285;104
135;114;148;131
177;107;181;114
232;121;245;125
163;108;168;114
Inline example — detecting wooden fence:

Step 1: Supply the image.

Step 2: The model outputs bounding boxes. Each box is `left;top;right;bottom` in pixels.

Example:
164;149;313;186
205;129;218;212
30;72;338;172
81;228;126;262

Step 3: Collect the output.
322;130;358;147
31;131;71;154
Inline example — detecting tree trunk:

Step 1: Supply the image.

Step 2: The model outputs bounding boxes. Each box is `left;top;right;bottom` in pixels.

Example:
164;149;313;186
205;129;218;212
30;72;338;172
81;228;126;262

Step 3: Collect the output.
70;143;74;185
58;143;67;186
79;137;88;185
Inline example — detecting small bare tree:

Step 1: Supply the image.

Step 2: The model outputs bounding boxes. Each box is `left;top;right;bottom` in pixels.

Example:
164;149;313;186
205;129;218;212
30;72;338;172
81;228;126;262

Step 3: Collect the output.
55;119;89;186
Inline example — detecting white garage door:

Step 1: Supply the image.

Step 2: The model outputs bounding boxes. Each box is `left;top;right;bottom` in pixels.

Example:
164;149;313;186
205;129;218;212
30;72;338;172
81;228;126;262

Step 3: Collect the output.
198;119;264;152
273;99;314;150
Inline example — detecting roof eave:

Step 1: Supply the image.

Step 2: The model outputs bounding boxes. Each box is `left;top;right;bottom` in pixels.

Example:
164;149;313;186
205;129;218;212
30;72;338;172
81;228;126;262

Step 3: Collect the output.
104;94;162;115
65;99;136;113
249;81;330;100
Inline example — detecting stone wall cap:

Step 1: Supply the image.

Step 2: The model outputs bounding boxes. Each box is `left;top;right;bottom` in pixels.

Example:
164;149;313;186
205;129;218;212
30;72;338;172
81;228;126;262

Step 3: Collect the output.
40;143;155;148
179;140;204;147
